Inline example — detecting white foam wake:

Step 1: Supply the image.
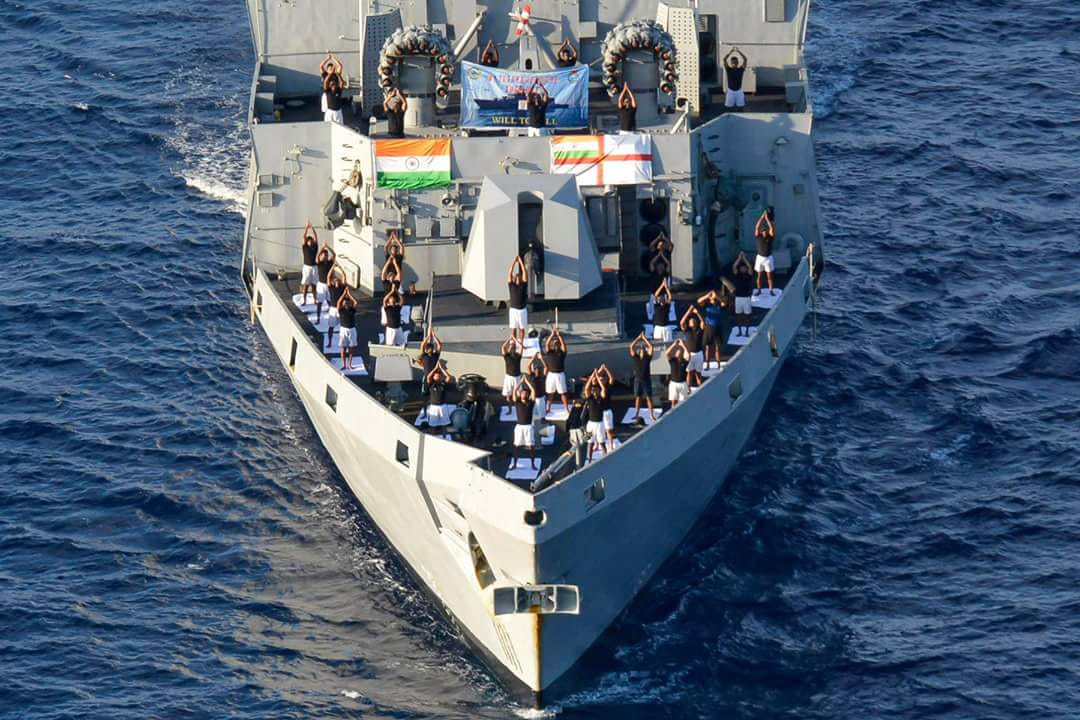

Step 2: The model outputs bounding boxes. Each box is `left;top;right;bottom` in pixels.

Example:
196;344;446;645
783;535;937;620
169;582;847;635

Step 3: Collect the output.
182;173;247;214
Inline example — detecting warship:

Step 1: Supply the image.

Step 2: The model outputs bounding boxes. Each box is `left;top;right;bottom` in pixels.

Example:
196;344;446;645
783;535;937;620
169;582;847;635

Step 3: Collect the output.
240;0;824;706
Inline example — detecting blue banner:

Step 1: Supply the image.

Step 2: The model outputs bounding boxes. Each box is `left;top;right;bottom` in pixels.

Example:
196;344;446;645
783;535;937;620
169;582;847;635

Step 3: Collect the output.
459;61;589;129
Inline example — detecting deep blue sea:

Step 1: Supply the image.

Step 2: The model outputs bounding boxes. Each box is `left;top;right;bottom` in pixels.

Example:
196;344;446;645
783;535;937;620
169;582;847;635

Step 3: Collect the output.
2;0;1079;717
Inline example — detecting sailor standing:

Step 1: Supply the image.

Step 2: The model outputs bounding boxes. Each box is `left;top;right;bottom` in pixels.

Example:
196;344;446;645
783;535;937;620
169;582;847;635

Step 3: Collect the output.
595;364;617;450
543;328;570;412
500;336;523;401
507;257;529;342
425;365;454;428
697;289;727;365
511;377;538;470
336;289;359;370
754;208;777;295
651;280;675;343
732;251;756;336
679;306;706;387
617;83;637;133
666;339;691;408
723;47;748;111
383;290;404;346
527;353;549;426
414;331;443;395
526;81;550;137
314;244;336;324
629;332;657;422
300;224;319;306
325;267;346;348
582;376;607;462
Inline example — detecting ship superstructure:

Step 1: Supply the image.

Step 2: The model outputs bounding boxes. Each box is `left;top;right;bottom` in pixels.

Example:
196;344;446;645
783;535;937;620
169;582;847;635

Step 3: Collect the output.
240;0;823;705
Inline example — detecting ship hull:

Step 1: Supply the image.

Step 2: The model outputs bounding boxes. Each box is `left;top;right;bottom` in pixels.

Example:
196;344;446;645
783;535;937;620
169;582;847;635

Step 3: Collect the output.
248;262;811;705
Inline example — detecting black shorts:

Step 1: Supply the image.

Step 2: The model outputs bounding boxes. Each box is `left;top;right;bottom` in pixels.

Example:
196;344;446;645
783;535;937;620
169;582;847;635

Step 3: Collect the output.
633;375;653;398
703;324;721;346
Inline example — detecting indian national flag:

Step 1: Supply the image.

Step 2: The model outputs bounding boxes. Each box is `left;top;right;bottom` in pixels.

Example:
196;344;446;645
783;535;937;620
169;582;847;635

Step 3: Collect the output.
374;138;452;189
550;134;652;186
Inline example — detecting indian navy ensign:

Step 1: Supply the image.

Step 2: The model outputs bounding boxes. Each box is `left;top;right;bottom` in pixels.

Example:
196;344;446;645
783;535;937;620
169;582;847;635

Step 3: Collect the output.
550;133;652;186
375;138;452;189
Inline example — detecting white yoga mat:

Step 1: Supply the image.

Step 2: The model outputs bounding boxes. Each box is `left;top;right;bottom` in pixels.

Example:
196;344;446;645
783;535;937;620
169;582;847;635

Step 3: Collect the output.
539;424;556;446
330;357;368;376
621;408;663;426
544;403;569;421
292;293;320;313
702;363;727;378
751;288;782;309
307;314;331;333
727;326;757;346
499;406;516;423
506;460;543;481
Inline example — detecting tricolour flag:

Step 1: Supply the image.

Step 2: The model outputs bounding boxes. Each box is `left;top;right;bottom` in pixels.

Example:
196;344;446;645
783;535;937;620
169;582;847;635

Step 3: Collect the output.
550;134;652;186
374;138;452;189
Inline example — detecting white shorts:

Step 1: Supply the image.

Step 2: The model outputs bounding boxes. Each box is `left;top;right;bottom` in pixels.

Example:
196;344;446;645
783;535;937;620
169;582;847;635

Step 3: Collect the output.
735;296;752;315
668;381;689;403
602;408;615;431
653;324;674;343
301;265;318;285
586;420;605;438
426;403;451;427
725;89;746;108
339;327;358;348
533;396;547;421
384;327;401;346
545;371;567;396
509;307;528;330
754;254;775;273
526;126;550;137
316;282;330;304
688;351;704;374
514;423;536;447
502;374;521;398
324;109;344;124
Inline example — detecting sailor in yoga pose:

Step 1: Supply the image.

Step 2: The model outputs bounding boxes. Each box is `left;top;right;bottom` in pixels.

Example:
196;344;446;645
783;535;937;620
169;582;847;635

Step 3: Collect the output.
754;207;777;295
425;364;454;428
680;305;706;387
325;266;346;348
414;330;442;394
383;289;403;346
500;336;523;401
617;83;637;133
336;288;359;370
544;328;570;413
723;47;748;111
511;376;538;470
697;289;727;364
300;224;319;306
314;244;336;324
732;251;756;335
629;332;657;422
582;373;608;461
666;339;691;408
507;256;529;342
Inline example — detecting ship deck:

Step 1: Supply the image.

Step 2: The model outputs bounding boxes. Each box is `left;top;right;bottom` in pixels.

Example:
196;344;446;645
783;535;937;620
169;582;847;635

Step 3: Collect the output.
268;85;794;134
268;269;792;489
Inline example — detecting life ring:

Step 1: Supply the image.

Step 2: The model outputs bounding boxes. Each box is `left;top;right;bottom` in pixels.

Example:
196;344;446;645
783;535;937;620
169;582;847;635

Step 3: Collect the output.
377;26;454;98
600;19;679;98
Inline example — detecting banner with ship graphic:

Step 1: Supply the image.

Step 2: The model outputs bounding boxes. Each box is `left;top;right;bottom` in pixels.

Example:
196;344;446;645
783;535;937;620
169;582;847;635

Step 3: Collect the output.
374;139;452;189
550;134;653;186
459;61;589;129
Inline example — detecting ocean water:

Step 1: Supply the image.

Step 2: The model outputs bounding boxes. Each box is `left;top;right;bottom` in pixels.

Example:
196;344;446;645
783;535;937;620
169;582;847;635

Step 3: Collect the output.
2;0;1078;718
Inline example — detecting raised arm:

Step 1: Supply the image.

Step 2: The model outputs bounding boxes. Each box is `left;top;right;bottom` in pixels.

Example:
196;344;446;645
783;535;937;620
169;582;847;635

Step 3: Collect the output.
754;209;774;237
431;332;442;353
